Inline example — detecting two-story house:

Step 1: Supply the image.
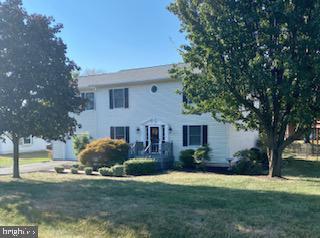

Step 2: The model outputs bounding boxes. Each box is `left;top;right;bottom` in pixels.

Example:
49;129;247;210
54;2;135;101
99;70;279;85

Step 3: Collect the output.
52;64;258;167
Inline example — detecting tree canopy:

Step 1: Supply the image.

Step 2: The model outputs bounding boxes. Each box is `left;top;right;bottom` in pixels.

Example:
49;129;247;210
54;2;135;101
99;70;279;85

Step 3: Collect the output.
0;0;84;177
169;0;320;177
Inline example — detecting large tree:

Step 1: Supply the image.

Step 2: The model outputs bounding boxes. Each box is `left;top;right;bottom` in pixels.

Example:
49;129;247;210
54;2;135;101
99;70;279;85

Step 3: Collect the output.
169;0;320;177
0;0;83;178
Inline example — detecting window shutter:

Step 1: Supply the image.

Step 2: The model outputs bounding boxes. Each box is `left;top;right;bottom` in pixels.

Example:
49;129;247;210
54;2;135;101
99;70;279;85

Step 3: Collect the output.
202;125;208;146
124;88;129;108
125;126;130;143
110;127;115;139
109;89;114;109
182;93;188;103
183;125;188;146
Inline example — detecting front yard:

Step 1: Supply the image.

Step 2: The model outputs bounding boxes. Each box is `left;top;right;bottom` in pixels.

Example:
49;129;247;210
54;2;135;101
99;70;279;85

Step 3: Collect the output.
0;156;319;238
0;151;51;168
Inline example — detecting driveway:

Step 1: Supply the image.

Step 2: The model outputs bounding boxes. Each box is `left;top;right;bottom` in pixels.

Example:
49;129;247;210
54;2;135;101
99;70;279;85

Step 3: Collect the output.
0;161;76;176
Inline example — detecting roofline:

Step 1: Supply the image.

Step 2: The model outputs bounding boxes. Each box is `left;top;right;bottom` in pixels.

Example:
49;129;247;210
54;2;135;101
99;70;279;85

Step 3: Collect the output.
78;63;183;78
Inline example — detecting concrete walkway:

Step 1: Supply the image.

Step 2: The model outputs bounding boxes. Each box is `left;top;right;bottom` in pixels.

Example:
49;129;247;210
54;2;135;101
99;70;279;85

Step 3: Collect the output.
0;161;76;176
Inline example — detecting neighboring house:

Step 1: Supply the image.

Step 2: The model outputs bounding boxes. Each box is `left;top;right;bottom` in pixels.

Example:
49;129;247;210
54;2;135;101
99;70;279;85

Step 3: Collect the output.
0;135;48;154
52;64;258;166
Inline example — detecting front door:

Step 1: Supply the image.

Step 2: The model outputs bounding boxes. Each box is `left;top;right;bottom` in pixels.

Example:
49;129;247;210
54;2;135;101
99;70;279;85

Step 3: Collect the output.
150;127;159;153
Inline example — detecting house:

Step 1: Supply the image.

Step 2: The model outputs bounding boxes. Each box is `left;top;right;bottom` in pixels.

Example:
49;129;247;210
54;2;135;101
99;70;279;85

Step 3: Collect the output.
52;64;258;167
0;135;48;154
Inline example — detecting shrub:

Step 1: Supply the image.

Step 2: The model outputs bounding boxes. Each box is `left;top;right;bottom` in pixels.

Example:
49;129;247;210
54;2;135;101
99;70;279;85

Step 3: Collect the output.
84;167;93;175
124;159;157;176
73;133;91;156
99;167;113;176
71;164;79;169
233;147;267;175
78;138;130;169
111;165;125;177
78;164;85;171
71;168;78;174
232;159;263;175
54;166;64;174
179;149;196;169
173;161;183;170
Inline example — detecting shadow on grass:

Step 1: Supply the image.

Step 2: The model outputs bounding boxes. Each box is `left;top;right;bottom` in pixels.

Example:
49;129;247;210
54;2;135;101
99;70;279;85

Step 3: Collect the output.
0;176;319;238
283;157;320;179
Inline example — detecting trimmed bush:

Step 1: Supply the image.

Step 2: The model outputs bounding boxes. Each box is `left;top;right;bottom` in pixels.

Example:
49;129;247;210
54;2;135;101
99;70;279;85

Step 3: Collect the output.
78;138;130;169
71;168;78;174
124;159;157;176
78;164;85;171
84;167;93;175
232;159;263;175
71;164;79;169
111;165;125;177
54;166;64;174
179;149;196;169
99;167;113;176
233;147;267;175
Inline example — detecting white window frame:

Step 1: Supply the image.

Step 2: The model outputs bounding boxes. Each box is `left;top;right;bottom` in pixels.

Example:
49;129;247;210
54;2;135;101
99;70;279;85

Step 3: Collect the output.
19;136;33;146
111;126;129;141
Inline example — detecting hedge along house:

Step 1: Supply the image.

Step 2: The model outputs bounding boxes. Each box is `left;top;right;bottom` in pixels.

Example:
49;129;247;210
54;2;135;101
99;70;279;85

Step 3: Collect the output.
52;64;258;167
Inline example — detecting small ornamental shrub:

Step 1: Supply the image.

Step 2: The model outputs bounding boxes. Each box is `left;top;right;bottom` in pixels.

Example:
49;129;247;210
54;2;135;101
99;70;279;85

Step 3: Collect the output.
71;168;78;174
124;159;157;176
84;167;93;175
71;164;79;169
233;148;267;175
73;133;91;156
232;159;263;175
54;166;64;174
173;161;183;170
78;138;130;169
78;164;85;171
179;149;196;169
111;165;125;177
99;167;113;176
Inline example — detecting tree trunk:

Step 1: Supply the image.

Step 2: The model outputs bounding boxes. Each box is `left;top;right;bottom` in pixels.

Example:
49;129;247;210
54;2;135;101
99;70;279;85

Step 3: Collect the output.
268;147;282;177
12;136;20;179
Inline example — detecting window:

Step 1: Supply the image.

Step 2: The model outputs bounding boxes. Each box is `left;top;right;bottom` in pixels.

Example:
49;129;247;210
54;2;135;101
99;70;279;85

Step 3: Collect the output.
109;88;129;109
151;85;158;93
183;125;208;147
110;126;130;143
182;92;192;104
19;136;32;145
189;126;201;145
81;92;95;110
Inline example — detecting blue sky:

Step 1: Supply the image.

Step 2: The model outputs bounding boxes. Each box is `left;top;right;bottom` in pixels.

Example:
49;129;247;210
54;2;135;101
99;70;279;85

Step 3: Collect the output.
23;0;186;73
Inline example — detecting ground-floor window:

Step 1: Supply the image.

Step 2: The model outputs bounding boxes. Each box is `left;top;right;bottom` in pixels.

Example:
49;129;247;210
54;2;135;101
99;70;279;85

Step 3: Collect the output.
19;136;33;145
183;125;208;146
110;126;130;143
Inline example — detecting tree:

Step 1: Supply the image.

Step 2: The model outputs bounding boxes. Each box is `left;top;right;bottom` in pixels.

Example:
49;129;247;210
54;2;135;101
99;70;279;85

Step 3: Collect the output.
169;0;320;177
0;0;84;178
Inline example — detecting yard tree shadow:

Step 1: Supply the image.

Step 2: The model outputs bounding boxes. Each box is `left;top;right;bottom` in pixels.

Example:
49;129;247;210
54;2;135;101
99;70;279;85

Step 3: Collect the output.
0;175;319;238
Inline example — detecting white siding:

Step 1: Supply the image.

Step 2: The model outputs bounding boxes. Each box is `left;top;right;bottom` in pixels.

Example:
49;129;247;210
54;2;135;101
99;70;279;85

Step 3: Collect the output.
53;78;258;164
0;136;48;154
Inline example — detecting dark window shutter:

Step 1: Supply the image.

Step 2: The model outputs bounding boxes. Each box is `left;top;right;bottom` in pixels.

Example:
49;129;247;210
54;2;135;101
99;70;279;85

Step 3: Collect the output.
124;88;129;108
110;127;115;139
183;125;188;146
125;127;130;143
202;125;208;146
182;93;187;103
109;89;114;109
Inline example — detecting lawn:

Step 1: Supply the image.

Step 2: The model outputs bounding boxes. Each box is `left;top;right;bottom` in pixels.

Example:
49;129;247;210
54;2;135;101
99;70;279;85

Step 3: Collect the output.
0;156;319;238
0;151;51;168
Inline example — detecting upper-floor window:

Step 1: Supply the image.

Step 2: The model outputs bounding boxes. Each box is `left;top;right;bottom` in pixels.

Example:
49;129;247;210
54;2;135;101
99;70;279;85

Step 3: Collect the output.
109;88;129;109
81;92;95;110
182;92;192;104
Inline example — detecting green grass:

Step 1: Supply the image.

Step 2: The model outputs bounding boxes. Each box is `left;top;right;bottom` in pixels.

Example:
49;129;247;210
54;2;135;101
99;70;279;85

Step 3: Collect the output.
0;151;51;168
0;156;319;238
